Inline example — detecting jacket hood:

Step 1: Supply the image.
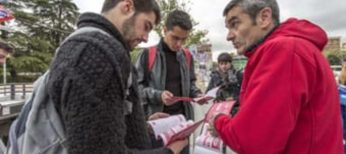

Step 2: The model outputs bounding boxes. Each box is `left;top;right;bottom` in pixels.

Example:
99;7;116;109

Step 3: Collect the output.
77;12;131;52
272;18;328;50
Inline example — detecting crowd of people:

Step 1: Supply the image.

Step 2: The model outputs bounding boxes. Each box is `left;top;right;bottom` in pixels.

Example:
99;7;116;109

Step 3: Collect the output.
1;0;345;153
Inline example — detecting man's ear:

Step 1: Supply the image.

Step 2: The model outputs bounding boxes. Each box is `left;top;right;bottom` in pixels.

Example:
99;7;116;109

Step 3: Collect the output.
120;0;134;15
256;7;273;29
163;26;168;35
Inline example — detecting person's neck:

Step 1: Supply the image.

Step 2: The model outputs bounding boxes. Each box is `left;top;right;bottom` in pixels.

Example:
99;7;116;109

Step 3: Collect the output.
245;25;278;53
218;69;227;75
102;10;126;37
162;38;175;53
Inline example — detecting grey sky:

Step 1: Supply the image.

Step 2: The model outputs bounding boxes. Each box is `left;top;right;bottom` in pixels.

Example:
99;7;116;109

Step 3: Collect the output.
73;0;346;59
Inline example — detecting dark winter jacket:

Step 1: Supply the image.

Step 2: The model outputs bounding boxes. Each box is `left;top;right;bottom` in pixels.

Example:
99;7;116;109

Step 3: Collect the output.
206;68;242;101
47;12;172;154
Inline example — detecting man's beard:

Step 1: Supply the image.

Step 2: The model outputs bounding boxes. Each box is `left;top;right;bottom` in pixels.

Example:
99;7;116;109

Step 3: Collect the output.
122;15;136;50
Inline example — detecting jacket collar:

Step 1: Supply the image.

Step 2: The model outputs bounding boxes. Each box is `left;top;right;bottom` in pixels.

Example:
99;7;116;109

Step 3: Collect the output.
76;12;131;52
244;26;278;58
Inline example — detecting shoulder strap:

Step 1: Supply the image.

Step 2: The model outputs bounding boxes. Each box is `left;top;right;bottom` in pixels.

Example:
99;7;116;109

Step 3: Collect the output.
148;46;157;72
147;46;192;72
55;26;111;55
182;48;192;69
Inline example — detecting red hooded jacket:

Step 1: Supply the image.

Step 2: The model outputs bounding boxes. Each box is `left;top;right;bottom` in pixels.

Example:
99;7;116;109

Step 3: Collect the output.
214;18;344;153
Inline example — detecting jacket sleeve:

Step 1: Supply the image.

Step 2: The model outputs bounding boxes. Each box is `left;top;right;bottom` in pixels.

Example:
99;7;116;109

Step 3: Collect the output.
135;49;163;105
214;40;312;153
206;73;218;92
50;44;171;154
189;57;202;97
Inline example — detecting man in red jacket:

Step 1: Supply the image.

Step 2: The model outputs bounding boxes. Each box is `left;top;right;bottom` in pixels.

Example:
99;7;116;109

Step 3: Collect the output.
209;0;344;153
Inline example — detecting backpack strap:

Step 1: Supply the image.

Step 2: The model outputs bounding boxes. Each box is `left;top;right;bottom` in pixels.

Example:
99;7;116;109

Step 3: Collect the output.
147;46;192;72
55;26;111;55
182;48;192;69
148;46;157;72
10;27;104;139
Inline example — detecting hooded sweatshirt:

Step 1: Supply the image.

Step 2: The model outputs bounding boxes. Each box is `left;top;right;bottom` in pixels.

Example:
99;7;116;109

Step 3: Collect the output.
214;18;344;154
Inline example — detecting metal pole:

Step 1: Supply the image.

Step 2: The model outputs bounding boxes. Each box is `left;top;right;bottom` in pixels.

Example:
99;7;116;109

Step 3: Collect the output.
10;84;14;100
22;84;25;99
3;62;6;85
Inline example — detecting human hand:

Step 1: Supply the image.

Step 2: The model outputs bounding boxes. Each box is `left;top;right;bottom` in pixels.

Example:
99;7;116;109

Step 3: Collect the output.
214;97;233;103
148;112;170;121
166;139;188;154
194;94;210;105
208;112;226;137
208;122;219;137
161;90;174;106
225;97;234;101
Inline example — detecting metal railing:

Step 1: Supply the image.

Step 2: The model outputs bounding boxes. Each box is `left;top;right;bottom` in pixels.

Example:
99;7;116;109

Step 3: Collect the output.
0;83;33;100
0;83;33;138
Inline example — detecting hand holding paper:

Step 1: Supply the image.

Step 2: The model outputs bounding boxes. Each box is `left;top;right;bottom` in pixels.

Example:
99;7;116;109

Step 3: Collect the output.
147;114;204;146
171;96;194;103
193;86;221;103
166;87;222;105
205;100;235;123
161;90;175;105
148;112;170;121
194;123;224;154
194;101;236;154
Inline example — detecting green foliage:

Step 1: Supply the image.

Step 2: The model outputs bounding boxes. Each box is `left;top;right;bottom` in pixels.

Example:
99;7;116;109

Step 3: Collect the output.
130;0;209;62
130;48;141;64
325;49;346;65
0;0;79;82
154;0;209;47
185;29;209;46
8;56;49;72
327;54;341;65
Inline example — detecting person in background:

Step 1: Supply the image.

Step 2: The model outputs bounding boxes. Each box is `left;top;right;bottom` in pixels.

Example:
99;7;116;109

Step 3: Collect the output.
46;0;187;153
209;0;343;153
207;52;242;115
338;64;346;153
206;53;242;101
0;40;13;64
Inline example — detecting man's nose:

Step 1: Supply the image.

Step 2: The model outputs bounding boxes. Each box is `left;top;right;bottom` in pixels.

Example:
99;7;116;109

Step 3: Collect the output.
226;30;235;41
142;33;149;43
176;40;183;48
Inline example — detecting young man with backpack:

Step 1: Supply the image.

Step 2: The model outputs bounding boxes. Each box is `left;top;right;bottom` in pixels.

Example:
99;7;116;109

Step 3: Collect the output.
136;10;205;121
6;0;188;153
136;10;206;154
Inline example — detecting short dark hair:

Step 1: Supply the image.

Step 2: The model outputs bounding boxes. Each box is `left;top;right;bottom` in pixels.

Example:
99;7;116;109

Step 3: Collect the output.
165;10;192;31
218;53;232;63
101;0;161;25
223;0;280;26
0;41;14;54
